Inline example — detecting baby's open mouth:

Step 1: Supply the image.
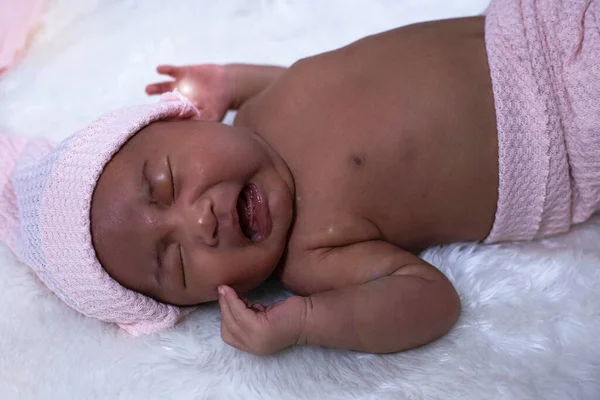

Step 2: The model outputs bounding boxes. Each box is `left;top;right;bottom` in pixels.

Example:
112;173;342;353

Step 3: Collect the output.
237;184;256;240
236;183;271;243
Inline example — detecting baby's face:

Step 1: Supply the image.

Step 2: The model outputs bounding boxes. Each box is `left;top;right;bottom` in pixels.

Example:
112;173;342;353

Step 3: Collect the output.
91;120;294;305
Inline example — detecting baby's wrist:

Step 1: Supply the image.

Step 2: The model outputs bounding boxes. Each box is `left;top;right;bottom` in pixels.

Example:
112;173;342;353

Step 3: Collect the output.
223;64;243;109
295;296;314;347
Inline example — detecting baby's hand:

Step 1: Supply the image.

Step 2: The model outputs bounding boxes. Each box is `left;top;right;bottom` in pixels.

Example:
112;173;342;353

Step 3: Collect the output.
217;285;308;355
146;64;232;121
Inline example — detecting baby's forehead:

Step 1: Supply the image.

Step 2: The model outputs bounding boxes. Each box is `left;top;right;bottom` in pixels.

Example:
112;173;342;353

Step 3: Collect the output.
91;160;143;239
90;151;155;289
113;120;231;157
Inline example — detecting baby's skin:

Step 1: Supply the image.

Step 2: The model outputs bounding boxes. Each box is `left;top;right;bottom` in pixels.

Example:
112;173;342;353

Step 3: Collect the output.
91;16;498;354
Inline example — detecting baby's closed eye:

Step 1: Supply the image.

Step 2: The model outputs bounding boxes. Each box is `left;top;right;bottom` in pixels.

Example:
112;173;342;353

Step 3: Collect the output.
142;158;175;205
155;241;186;287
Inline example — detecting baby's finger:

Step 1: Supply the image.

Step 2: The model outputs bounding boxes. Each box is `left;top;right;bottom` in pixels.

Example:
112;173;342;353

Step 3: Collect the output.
218;290;247;344
221;326;248;352
157;65;180;78
145;81;176;95
220;285;256;328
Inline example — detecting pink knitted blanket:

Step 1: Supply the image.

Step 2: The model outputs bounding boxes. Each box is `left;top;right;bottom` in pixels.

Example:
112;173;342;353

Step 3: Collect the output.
484;0;600;243
0;135;28;250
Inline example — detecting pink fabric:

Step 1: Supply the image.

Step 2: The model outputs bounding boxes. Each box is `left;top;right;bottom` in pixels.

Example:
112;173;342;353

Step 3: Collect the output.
0;134;29;251
484;0;600;243
0;0;47;71
0;92;199;335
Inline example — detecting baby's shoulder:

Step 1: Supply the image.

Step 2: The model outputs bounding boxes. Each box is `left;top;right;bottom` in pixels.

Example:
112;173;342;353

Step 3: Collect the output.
234;52;350;128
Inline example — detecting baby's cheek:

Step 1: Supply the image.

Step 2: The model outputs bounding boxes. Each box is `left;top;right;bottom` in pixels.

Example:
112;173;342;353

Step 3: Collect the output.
236;253;276;289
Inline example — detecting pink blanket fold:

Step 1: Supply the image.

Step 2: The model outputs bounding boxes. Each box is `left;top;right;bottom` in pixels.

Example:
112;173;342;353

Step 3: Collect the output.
484;0;600;243
0;134;28;251
0;0;47;72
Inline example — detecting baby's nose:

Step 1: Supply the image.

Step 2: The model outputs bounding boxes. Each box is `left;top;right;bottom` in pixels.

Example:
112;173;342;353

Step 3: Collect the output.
179;198;218;247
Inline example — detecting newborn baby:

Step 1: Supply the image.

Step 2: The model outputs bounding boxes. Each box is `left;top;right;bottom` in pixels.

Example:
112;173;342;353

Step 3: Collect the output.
93;16;498;354
2;0;599;355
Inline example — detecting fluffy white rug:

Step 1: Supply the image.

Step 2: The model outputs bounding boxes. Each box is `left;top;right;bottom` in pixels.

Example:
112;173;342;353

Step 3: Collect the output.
1;0;599;398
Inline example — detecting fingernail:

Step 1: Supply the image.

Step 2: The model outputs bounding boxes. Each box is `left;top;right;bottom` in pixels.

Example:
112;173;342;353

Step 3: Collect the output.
218;286;224;296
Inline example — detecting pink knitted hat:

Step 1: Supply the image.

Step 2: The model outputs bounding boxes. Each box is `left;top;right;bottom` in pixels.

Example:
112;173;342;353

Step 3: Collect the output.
0;91;200;335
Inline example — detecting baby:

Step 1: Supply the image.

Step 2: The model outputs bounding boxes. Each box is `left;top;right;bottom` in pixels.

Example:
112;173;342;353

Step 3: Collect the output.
2;0;599;355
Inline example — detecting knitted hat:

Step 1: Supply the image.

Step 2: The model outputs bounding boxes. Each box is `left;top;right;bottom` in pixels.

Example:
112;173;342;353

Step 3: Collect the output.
0;91;200;335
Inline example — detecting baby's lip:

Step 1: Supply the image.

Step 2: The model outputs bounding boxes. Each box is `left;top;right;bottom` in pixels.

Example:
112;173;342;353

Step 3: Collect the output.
230;192;244;243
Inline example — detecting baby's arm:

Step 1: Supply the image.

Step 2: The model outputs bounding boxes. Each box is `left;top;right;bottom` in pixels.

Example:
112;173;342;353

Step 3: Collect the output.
226;64;286;109
146;64;285;121
218;241;460;354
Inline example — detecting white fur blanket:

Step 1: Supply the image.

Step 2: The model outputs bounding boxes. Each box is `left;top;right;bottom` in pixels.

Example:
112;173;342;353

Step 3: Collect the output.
1;0;599;398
